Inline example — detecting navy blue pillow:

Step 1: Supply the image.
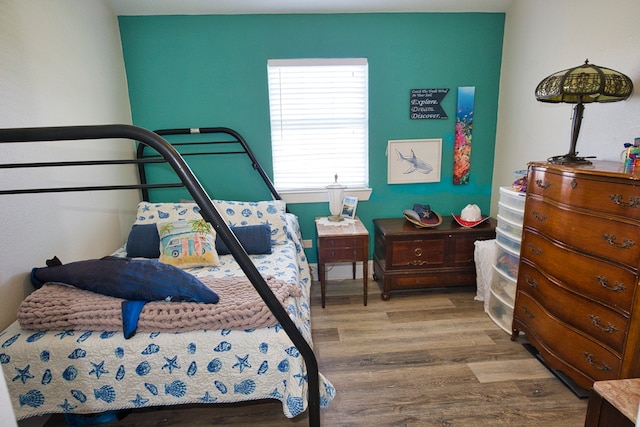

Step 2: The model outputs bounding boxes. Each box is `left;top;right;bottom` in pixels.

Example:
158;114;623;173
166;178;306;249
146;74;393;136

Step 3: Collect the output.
216;224;272;255
126;224;160;258
30;256;219;303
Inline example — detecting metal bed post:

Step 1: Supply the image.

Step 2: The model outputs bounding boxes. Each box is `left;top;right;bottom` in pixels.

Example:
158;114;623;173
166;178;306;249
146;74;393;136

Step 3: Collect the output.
0;124;321;427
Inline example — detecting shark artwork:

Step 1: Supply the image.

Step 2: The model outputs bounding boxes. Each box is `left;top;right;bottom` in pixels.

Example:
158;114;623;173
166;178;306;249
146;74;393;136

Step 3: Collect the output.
395;149;433;174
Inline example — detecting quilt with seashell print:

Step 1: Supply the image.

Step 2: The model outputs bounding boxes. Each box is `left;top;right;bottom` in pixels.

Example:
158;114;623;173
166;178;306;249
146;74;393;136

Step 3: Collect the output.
0;213;335;421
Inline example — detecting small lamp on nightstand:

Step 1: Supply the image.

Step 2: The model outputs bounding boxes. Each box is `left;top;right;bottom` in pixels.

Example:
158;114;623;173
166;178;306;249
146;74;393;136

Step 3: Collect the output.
326;174;346;222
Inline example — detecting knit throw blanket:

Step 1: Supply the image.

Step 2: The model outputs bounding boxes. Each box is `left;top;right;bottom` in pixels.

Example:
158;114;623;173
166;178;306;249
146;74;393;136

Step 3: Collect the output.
18;275;301;333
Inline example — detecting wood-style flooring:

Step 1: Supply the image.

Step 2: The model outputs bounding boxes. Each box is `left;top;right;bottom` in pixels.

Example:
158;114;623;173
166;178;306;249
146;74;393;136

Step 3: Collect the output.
40;278;588;427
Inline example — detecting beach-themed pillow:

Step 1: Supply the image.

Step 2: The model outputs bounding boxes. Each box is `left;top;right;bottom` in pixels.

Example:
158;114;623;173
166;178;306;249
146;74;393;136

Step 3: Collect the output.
157;220;220;268
215;224;272;255
212;199;288;245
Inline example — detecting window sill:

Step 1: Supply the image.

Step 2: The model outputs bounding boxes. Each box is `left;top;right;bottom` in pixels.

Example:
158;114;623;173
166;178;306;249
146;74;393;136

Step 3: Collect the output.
279;188;372;204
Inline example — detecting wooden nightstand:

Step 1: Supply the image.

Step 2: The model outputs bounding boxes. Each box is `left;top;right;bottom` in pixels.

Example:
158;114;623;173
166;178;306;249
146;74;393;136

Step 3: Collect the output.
315;217;369;308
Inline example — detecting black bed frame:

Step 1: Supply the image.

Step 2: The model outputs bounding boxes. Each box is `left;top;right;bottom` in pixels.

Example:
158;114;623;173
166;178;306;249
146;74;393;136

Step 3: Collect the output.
0;124;321;426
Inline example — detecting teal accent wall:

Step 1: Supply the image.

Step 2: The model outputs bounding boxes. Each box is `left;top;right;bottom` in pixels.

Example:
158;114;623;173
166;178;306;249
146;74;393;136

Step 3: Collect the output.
119;13;505;262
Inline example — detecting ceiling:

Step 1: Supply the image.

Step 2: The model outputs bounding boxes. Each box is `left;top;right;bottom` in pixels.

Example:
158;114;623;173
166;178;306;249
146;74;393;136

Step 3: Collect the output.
106;0;513;15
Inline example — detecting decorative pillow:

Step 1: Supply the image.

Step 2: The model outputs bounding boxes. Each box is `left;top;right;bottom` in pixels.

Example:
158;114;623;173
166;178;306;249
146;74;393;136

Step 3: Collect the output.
212;199;288;245
157;220;220;268
215;224;272;255
134;202;202;224
126;224;160;258
30;256;219;303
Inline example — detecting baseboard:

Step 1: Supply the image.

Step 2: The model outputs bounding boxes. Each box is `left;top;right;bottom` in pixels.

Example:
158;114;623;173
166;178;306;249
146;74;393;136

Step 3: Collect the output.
309;261;373;282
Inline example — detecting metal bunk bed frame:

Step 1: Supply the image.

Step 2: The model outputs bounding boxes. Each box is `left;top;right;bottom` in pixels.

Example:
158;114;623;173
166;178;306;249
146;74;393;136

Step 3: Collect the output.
0;124;321;427
137;126;282;204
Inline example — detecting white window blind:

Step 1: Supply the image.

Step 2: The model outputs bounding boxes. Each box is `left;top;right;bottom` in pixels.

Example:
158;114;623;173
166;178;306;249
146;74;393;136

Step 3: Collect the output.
267;58;369;192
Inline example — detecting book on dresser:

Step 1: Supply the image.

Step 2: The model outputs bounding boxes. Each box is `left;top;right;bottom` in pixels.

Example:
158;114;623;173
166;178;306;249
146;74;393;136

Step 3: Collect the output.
511;160;640;393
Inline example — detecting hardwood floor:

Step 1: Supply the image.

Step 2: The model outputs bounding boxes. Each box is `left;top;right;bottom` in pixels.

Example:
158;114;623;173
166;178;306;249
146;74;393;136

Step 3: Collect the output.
41;278;588;427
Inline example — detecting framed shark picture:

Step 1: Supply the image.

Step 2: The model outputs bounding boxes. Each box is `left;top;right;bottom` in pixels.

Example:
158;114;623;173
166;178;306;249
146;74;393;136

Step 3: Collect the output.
387;138;442;184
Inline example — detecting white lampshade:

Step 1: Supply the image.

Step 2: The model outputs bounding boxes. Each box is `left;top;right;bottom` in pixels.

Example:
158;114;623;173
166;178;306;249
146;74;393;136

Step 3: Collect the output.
326;174;346;221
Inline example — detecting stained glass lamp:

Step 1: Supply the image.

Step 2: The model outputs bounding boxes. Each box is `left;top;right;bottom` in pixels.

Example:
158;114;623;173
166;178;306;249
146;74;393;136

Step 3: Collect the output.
535;59;633;164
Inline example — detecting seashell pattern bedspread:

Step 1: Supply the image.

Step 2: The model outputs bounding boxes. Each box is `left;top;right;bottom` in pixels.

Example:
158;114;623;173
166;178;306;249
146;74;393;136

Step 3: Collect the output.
0;214;335;420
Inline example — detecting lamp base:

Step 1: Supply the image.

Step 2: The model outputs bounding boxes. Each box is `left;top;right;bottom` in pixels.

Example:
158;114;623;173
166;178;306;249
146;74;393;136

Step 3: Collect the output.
327;215;344;222
547;153;593;165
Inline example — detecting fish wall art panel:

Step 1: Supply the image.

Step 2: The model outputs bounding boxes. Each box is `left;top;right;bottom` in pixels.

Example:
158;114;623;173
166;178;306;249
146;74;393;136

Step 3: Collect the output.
387;138;442;184
453;86;475;185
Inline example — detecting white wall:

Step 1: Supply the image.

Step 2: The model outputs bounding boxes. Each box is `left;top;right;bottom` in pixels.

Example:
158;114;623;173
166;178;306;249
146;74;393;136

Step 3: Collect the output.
492;0;640;210
0;0;138;331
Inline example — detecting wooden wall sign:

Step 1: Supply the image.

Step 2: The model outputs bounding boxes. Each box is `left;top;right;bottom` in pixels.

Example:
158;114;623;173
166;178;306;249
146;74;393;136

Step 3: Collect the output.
409;88;449;120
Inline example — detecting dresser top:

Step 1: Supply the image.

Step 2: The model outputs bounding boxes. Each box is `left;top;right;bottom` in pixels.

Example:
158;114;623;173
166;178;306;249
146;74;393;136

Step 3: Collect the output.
529;160;640;181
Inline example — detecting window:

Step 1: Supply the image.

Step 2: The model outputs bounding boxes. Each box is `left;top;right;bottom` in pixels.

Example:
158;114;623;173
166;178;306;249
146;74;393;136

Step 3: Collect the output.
267;58;369;194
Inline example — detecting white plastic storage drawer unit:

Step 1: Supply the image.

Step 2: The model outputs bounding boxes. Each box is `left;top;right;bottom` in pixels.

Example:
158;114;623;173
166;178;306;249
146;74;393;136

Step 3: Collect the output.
488;186;525;334
499;186;526;211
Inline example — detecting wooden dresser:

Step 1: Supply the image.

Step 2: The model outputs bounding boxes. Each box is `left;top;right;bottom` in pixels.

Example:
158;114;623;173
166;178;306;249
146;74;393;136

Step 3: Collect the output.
511;160;640;391
373;216;496;300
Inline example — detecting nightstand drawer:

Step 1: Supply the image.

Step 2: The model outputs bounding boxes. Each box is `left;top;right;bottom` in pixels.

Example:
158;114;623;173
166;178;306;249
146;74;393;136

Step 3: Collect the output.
321;236;365;250
319;246;365;261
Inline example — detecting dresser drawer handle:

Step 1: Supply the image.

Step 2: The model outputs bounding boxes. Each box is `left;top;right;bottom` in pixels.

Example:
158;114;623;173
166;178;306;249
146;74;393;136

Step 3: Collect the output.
570;178;577;189
589;314;617;334
525;275;538;288
414;248;422;257
520;305;535;319
584;352;612;372
596;275;626;292
603;234;635;249
535;179;551;189
409;260;429;266
609;194;640;208
527;243;542;256
531;210;547;222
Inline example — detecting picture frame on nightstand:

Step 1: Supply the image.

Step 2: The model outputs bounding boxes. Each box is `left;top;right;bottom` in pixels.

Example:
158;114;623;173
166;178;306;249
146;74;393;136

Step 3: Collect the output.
341;196;358;219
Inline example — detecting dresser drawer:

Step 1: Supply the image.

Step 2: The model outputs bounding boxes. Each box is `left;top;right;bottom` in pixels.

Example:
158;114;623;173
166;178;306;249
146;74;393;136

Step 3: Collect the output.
514;292;622;382
520;230;636;313
518;261;628;353
524;197;639;267
386;238;446;269
528;167;640;220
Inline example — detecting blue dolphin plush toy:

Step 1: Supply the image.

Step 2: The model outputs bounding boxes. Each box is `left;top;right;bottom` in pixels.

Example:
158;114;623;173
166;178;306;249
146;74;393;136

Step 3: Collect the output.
31;256;219;338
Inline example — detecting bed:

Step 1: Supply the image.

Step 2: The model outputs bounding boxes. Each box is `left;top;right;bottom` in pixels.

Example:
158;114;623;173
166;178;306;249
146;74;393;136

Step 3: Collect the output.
0;125;334;426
